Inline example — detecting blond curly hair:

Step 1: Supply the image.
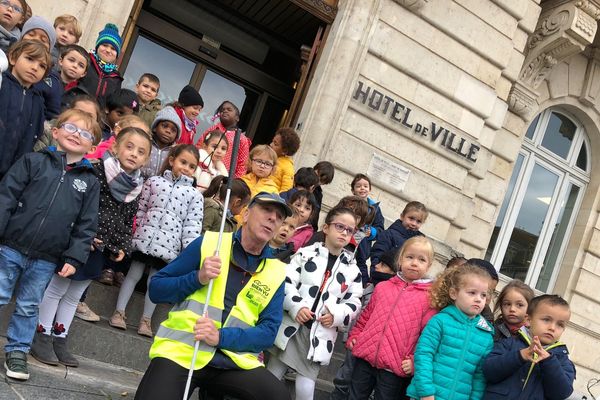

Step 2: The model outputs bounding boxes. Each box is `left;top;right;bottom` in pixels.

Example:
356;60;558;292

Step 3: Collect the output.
430;263;491;310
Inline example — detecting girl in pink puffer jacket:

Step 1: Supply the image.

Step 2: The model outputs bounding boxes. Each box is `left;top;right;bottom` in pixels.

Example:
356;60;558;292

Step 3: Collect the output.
347;236;437;399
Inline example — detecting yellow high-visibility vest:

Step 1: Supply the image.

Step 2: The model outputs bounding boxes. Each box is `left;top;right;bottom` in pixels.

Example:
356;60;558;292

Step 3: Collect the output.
149;231;285;370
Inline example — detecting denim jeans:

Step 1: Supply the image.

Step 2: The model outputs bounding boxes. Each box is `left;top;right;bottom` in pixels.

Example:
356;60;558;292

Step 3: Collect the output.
0;245;57;353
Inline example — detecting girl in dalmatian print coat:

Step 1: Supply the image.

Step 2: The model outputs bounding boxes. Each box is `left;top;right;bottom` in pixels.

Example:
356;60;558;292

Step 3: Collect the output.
268;206;363;400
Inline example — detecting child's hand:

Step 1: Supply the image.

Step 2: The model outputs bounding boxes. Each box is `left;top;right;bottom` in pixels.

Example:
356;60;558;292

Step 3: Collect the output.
347;338;356;350
520;340;537;362
58;263;76;278
401;357;413;375
295;307;314;324
194;316;220;346
111;249;125;262
532;336;550;362
374;262;394;274
319;312;334;328
91;238;103;251
198;255;222;285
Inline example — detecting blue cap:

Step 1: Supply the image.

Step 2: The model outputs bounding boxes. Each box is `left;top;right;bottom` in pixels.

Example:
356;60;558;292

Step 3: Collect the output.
249;192;293;217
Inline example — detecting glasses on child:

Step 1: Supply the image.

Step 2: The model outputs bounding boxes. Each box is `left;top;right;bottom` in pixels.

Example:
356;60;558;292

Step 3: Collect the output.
252;159;274;168
60;123;94;143
330;222;356;235
0;0;23;14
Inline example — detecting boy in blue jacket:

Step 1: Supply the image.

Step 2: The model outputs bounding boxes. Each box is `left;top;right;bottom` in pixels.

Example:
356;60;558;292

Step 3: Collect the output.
483;294;576;400
0;109;101;381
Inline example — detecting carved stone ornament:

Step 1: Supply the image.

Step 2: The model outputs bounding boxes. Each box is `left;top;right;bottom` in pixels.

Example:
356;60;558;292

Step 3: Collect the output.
392;0;428;10
508;82;538;120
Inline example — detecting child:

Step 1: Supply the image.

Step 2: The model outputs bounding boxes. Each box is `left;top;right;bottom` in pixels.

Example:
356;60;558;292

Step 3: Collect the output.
310;161;334;230
468;258;500;324
241;145;279;198
0;0;26;51
0;40;49;179
268;206;363;400
87;114;149;160
406;264;494;400
0;108;101;380
58;45;88;107
136;73;162;128
446;256;467;269
141;106;182;179
270;211;300;263
174;85;203;145
30;127;151;368
198;100;251;178
270;127;301;192
483;295;575;400
101;88;139;140
370;201;428;286
202;176;251;234
280;167;319;203
109;144;203;337
78;23;123;106
194;129;229;192
287;190;317;252
52;14;82;67
348;236;437;399
493;280;534;342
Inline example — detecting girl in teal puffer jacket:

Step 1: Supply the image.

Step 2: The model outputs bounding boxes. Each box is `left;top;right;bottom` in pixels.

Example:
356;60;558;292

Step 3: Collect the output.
406;264;494;400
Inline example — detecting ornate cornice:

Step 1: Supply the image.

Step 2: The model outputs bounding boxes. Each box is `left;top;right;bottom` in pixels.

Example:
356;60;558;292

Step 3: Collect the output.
393;0;428;11
290;0;337;23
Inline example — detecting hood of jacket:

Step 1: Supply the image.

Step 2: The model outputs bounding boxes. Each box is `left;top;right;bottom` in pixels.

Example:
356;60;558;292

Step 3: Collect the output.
387;219;423;239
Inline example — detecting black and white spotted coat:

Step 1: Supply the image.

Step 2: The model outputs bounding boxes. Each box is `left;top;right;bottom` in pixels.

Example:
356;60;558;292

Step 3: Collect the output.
274;242;363;365
132;170;203;263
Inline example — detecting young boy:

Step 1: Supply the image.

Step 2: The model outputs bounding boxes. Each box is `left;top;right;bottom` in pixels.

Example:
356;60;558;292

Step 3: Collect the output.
0;108;101;380
279;167;319;203
102;88;139;140
270;127;300;192
141;105;182;179
310;161;335;230
0;40;49;179
0;0;26;52
52;14;82;67
136;73;162;128
269;212;300;263
58;45;89;108
483;294;575;400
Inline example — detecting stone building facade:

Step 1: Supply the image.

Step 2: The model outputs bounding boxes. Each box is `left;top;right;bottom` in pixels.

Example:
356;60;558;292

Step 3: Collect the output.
30;0;600;395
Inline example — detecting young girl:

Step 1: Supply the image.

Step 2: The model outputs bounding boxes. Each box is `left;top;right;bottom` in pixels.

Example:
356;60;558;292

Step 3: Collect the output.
141;106;182;179
109;144;204;337
202;175;251;234
287;190;317;252
241;145;279;197
31;127;151;367
493;280;534;342
348;236;437;399
406;264;494;400
198;100;251;178
370;201;428;286
174;85;203;145
268;206;363;400
194;129;229;192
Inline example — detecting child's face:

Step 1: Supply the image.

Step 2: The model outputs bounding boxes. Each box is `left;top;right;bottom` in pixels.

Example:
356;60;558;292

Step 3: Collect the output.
219;102;238;127
52;117;94;157
106;107;134;129
323;212;356;251
399;243;431;282
97;43;117;64
154;120;178;147
229;195;249;217
251;152;274;178
270;134;284;157
72;100;98;122
59;50;87;82
183;104;202;120
450;275;489;317
500;289;528;326
292;197;312;225
169;150;198;179
352;178;370;199
273;215;299;245
0;0;25;31
401;209;426;231
22;29;51;51
55;23;78;46
204;135;228;162
9;52;47;87
112;133;150;174
527;303;570;345
136;78;159;104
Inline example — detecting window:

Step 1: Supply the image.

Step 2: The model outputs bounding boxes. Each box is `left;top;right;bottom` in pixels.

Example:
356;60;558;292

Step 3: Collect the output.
485;109;589;292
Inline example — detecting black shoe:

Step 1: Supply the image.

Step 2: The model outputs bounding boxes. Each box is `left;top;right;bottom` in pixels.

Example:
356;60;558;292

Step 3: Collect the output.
53;336;79;367
4;350;30;380
30;332;59;366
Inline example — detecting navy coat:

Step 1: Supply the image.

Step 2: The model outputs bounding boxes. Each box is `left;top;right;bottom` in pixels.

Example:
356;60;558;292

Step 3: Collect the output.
34;69;63;120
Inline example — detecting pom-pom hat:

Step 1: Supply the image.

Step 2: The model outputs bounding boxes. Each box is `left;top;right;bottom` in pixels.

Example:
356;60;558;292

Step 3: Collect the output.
95;23;122;56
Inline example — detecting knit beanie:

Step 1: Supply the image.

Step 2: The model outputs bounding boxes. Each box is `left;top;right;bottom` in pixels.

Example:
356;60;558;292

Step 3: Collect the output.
178;85;204;107
151;106;182;139
467;258;499;281
21;16;56;50
95;23;122;56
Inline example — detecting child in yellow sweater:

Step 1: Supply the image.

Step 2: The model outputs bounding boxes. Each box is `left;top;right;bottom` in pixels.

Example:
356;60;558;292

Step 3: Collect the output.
270;127;300;192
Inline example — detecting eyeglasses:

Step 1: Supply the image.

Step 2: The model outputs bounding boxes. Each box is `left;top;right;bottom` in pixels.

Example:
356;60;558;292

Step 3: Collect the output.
252;159;274;168
330;222;356;235
0;0;23;14
60;123;94;143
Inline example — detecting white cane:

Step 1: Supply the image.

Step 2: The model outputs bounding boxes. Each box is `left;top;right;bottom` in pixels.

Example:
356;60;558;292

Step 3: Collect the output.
183;128;242;400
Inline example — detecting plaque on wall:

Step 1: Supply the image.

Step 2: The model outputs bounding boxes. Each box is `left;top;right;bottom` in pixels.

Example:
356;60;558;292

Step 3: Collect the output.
367;153;410;193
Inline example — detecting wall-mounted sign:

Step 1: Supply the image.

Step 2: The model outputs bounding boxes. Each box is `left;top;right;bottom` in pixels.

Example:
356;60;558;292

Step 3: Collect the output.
352;81;480;162
367;153;410;192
